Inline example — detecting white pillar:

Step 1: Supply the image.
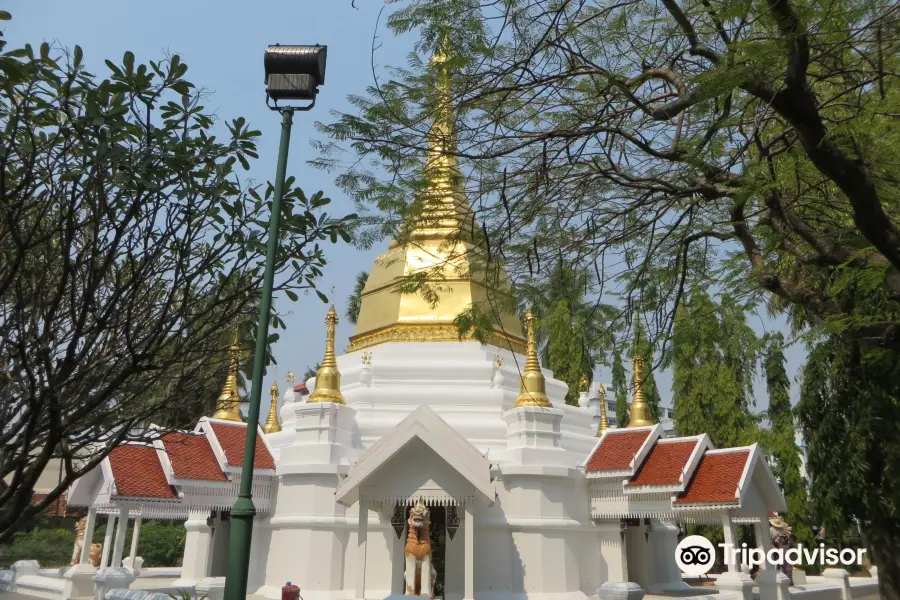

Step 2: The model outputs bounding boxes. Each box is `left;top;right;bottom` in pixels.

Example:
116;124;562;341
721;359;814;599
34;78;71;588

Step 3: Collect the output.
754;514;773;570
100;514;117;568
127;512;143;564
79;508;98;565
390;513;405;595
111;506;131;567
356;502;368;600
464;503;474;600
173;510;214;588
722;513;740;572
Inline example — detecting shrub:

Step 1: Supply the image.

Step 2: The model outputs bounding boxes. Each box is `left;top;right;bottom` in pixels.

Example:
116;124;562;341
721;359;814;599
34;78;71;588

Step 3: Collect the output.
1;528;74;568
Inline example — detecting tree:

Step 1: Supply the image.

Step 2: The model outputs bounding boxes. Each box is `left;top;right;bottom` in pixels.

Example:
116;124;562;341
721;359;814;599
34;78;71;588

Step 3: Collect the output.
611;345;629;427
762;332;812;548
671;292;758;447
631;320;661;423
345;271;369;325
303;363;321;381
799;336;900;597
0;37;354;541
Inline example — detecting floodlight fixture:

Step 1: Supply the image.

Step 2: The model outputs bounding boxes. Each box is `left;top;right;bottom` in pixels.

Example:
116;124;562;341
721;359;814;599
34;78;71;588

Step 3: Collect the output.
264;44;327;109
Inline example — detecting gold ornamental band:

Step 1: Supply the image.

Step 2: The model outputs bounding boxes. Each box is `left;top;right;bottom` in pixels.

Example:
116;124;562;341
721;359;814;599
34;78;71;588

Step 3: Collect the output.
347;323;527;355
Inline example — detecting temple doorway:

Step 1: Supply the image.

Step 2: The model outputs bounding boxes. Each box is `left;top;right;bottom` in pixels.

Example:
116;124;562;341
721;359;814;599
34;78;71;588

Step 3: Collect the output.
405;504;447;599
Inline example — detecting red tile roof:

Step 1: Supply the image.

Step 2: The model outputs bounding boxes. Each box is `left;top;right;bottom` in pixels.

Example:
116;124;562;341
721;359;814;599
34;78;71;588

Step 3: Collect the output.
585;429;654;472
294;381;309;395
108;445;177;500
209;422;275;470
627;440;699;487
676;450;751;505
162;432;226;482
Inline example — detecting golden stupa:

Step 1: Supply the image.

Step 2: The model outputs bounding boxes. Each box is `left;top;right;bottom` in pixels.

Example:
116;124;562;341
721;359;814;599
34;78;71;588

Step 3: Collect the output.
627;355;655;427
212;336;243;422
347;43;525;354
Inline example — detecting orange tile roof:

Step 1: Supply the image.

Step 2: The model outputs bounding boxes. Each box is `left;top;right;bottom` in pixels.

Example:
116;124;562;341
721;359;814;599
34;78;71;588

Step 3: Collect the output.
627;440;699;487
209;422;275;470
162;432;227;482
108;445;177;500
676;450;751;505
585;429;653;472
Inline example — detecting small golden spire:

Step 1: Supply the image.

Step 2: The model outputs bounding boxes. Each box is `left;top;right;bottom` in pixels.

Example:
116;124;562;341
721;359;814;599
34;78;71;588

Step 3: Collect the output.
309;306;345;404
286;370;296;386
263;380;281;433
627;355;655;427
212;335;243;421
513;310;552;408
597;383;610;437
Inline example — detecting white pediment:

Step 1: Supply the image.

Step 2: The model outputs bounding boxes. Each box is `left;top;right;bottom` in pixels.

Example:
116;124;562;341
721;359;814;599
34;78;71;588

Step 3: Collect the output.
335;405;494;506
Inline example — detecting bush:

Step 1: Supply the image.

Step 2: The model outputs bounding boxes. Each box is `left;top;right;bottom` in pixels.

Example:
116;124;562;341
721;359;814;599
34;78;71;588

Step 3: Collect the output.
1;528;74;568
135;521;185;567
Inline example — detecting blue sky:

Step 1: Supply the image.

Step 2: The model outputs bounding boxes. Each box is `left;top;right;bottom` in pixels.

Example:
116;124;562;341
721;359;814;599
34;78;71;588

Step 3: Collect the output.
6;0;807;415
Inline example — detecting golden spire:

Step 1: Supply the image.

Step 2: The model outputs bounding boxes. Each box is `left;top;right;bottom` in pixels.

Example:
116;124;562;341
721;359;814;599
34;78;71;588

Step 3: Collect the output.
263;380;281;433
286;370;296;386
579;375;590;393
597;383;610;437
309;306;345;404
627;355;655;427
212;335;243;422
513;311;552;408
345;38;526;356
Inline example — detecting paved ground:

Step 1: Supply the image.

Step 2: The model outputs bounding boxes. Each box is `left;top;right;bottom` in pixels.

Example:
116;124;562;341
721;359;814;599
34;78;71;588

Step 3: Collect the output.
0;592;43;600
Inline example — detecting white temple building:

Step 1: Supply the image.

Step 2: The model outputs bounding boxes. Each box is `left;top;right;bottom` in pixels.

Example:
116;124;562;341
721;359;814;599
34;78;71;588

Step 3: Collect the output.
33;46;879;600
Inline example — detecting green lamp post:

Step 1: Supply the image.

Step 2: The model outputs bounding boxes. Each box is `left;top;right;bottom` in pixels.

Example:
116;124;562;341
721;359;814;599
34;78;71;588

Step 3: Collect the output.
222;43;328;600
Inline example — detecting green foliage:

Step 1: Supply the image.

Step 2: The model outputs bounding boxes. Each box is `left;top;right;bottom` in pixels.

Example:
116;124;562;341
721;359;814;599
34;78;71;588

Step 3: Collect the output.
762;332;813;548
543;299;588;405
798;336;900;579
611;347;629;427
0;19;355;541
631;320;661;422
91;520;185;567
672;292;758;447
345;271;369;325
1;528;74;567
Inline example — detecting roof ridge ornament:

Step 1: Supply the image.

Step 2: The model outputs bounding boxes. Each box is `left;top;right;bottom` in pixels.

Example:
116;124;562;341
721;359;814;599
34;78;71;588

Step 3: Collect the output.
513;310;552;408
309;305;345;404
627;355;655;427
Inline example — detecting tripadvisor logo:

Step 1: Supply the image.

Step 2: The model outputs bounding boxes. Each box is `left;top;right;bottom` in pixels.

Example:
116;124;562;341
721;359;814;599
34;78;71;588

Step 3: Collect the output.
675;535;867;575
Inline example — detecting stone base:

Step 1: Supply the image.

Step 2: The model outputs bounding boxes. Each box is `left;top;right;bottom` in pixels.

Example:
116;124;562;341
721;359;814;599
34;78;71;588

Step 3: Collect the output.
93;567;135;600
717;571;756;600
196;577;226;600
597;582;644;600
64;564;98;598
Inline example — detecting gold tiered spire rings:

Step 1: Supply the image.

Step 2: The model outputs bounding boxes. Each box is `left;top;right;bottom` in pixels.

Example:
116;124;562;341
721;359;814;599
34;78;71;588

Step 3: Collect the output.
513;311;552;408
627;355;655;427
263;380;281;434
309;306;345;404
597;383;610;436
212;334;243;422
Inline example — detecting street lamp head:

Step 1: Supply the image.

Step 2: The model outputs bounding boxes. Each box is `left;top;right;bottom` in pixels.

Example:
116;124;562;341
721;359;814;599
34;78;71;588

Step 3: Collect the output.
264;44;327;103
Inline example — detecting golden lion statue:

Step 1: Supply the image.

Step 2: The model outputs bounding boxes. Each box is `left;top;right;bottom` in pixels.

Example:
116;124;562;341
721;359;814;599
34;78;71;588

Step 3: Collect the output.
404;500;436;597
70;517;103;567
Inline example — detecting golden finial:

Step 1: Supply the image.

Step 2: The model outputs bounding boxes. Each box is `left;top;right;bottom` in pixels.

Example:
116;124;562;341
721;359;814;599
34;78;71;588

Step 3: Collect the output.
286;370;296;386
212;334;243;421
513;310;552;408
361;351;372;367
627;355;655;427
597;383;610;436
579;374;590;393
309;306;345;404
263;380;281;433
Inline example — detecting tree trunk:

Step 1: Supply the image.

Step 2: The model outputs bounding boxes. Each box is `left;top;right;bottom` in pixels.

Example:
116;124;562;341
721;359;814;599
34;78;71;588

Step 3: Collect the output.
866;513;900;600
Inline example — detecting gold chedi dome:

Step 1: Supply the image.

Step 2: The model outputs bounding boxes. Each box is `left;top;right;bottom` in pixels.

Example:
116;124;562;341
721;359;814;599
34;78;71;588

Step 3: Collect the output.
347;46;525;355
212;336;243;422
